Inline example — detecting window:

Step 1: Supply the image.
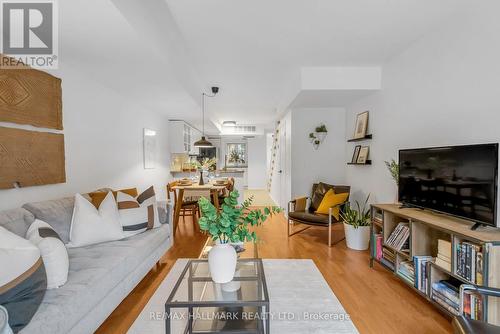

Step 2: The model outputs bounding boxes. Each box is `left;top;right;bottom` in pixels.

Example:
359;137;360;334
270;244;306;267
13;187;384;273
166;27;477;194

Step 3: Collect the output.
226;143;247;167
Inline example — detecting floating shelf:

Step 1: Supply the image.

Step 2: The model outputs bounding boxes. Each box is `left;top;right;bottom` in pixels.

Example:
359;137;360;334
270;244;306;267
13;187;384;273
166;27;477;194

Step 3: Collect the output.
347;134;373;142
347;160;372;165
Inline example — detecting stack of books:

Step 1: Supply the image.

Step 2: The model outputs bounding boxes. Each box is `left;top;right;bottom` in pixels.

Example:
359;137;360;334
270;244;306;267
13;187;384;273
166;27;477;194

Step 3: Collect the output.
386;222;410;251
431;279;461;316
456;241;483;284
397;260;415;285
414;256;433;293
435;239;452;272
371;233;383;260
463;291;484;320
381;247;396;270
373;212;383;225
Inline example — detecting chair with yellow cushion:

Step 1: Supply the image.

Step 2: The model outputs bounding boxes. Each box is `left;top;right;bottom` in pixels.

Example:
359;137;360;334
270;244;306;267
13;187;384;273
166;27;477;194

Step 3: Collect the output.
288;182;350;247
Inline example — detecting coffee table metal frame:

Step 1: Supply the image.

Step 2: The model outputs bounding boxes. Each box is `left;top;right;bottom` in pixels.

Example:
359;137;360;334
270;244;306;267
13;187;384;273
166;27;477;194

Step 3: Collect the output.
165;259;270;334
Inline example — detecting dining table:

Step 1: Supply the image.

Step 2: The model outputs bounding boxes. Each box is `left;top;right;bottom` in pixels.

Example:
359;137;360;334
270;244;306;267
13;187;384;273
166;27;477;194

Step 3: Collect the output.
170;181;228;238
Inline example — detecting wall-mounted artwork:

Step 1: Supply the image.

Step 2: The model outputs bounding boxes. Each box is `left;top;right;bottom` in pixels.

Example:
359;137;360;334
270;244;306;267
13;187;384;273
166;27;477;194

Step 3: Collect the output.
353;111;369;139
143;128;157;169
0;127;66;189
0;68;62;129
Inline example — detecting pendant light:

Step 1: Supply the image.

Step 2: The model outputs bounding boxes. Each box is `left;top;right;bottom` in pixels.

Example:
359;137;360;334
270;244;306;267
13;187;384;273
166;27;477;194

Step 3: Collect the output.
194;87;219;148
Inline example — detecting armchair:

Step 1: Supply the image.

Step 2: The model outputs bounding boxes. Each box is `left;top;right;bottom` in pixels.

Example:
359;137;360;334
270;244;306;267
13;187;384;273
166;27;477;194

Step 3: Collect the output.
288;183;350;247
452;285;500;334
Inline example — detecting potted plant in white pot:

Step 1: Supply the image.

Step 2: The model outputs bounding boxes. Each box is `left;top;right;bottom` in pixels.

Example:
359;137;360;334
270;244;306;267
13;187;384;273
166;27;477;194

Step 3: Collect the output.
340;195;371;250
198;190;281;283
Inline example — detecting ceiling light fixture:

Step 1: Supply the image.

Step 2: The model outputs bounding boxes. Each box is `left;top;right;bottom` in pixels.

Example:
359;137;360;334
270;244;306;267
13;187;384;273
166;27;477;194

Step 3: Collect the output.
223;121;237;127
194;86;219;148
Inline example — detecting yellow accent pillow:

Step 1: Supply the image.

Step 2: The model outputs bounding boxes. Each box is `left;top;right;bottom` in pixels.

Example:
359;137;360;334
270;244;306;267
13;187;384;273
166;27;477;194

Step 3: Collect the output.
315;189;349;219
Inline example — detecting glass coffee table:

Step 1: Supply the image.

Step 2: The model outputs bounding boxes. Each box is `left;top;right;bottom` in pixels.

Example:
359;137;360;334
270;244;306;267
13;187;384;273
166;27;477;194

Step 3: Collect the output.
165;259;269;334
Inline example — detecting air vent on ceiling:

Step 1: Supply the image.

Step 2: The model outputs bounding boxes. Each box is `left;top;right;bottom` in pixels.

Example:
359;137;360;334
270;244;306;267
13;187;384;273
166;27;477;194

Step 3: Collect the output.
229;125;257;133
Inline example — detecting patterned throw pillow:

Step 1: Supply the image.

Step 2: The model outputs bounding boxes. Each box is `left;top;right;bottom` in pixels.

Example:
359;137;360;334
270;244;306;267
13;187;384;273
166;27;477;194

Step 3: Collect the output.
26;220;69;289
88;188;138;208
0;227;47;333
117;186;160;237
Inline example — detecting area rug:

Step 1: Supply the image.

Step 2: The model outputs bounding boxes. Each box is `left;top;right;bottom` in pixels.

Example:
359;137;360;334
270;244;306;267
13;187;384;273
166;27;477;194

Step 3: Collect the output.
128;259;359;334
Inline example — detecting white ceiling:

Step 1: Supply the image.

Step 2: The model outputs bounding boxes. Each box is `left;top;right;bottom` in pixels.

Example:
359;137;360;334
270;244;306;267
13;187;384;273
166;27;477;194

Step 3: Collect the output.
58;0;472;133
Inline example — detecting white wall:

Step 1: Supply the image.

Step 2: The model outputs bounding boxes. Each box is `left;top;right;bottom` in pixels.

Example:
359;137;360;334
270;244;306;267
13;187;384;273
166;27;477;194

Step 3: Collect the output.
344;3;500;215
247;136;267;189
291;108;346;198
0;62;171;210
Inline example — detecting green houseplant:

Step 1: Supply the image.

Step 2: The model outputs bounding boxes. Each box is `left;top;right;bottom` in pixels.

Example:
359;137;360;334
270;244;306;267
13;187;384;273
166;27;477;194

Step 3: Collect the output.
385;159;399;202
198;190;281;282
315;124;328;143
340;194;371;250
385;159;399;185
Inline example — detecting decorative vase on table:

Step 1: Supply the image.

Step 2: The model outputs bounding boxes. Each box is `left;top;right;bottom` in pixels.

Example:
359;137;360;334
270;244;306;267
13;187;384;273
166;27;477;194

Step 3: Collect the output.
199;169;204;185
208;243;237;283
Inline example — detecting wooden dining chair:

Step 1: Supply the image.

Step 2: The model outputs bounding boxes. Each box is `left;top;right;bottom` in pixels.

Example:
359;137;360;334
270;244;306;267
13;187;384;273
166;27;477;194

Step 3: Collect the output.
213;177;235;206
166;181;199;231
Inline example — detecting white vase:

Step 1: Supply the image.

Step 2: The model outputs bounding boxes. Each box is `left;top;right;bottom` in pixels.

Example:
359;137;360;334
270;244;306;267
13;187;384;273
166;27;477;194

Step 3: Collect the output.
316;132;327;143
343;223;370;250
208;243;237;283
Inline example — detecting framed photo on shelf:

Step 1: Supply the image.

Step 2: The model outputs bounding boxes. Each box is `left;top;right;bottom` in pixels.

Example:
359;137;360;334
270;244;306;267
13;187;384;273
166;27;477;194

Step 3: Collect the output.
357;146;370;164
351;145;361;163
353;111;369;139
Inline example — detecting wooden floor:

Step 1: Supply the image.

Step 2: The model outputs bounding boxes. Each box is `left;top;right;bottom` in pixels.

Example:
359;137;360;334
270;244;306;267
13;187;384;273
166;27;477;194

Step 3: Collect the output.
97;212;453;334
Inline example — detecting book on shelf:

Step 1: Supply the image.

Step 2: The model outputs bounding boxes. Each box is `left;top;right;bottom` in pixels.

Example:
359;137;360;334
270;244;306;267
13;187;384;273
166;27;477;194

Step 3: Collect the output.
431;278;461;316
463;291;484;321
456;241;482;284
438;239;452;259
371;233;383;260
435;257;451;272
397;260;415;285
414;256;433;293
386;222;410;251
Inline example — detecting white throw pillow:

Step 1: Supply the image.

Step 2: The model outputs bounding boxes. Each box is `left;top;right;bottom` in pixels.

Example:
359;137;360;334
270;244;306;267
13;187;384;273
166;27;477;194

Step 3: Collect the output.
68;192;124;247
117;186;160;237
26;219;69;289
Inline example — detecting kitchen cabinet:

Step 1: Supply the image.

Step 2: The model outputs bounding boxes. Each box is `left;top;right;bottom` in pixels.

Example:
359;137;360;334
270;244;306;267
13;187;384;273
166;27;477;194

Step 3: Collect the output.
168;120;201;154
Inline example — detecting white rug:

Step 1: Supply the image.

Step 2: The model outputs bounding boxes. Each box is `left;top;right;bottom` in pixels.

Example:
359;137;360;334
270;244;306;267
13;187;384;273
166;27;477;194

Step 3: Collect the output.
128;259;359;334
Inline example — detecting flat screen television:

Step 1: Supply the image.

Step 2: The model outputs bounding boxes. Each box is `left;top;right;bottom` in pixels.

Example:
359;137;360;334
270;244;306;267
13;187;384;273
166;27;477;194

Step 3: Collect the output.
398;143;498;228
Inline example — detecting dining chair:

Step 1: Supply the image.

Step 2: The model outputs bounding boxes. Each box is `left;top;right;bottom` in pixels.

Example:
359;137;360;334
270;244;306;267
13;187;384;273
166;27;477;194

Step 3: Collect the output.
166;181;199;231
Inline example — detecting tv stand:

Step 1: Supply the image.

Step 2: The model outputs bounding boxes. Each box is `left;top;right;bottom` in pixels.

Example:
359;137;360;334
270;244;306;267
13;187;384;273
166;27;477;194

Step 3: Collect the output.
370;203;500;325
398;203;423;210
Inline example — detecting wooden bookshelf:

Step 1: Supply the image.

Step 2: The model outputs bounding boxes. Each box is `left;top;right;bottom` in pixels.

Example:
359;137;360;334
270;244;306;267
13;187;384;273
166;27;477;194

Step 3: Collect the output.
370;204;500;325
